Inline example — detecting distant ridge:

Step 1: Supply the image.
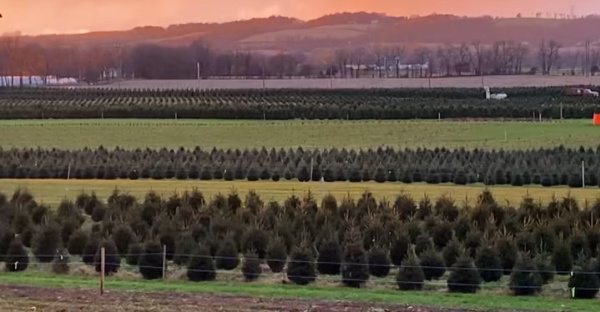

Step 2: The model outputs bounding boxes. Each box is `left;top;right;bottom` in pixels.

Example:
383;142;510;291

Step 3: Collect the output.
11;12;600;51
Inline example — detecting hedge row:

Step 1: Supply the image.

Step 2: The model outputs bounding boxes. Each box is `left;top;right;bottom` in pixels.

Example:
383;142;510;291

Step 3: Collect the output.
1;188;600;297
0;86;599;119
1;146;599;187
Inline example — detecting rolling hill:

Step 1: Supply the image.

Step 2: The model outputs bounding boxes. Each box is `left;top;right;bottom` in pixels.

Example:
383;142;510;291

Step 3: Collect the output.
14;12;600;52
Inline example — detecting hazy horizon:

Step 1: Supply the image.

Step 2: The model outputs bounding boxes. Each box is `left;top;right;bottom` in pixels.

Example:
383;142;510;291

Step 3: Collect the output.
1;0;599;35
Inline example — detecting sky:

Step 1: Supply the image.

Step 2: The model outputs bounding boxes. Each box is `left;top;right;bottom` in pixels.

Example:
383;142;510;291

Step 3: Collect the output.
0;0;598;35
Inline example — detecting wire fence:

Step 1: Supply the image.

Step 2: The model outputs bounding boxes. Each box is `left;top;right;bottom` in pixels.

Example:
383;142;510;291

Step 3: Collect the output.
14;251;600;294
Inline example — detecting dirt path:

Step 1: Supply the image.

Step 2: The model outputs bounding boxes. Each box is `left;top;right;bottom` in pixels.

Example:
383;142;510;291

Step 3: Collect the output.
0;285;527;312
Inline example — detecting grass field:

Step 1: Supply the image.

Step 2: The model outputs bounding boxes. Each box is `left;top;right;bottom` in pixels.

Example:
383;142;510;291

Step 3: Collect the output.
0;272;596;312
1;179;598;207
0;119;597;150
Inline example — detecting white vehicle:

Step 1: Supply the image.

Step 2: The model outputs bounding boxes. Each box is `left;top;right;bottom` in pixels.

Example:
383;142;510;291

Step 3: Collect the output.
484;86;507;100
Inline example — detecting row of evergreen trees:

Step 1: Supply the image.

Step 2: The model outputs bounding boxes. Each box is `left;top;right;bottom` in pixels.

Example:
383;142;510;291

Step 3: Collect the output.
2;85;599;120
1;188;600;298
3;225;600;298
2;145;600;187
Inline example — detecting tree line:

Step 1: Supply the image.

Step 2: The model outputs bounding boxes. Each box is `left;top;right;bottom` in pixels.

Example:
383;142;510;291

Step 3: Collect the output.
1;188;600;297
1;145;599;187
1;35;599;83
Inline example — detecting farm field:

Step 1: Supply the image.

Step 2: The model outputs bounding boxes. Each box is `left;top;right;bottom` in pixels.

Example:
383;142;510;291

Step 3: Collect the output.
0;119;597;150
1;179;599;207
83;75;600;89
3;85;600;311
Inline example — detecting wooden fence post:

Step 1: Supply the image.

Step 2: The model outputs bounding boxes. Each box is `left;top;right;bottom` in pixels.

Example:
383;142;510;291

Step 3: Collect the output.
162;245;167;279
100;247;105;295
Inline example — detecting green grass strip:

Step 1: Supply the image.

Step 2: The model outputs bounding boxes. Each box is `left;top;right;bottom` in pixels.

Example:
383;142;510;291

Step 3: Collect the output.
0;272;595;312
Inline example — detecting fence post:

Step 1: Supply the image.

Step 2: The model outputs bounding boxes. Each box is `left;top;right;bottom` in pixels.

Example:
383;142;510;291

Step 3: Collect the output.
100;247;105;295
162;245;167;279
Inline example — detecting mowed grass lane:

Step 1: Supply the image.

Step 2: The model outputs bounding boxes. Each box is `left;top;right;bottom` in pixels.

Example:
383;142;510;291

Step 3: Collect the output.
0;119;597;150
1;179;599;207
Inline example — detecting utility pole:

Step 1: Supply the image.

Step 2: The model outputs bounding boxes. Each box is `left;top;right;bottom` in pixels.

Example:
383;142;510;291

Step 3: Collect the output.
114;43;123;88
582;161;585;188
196;62;200;90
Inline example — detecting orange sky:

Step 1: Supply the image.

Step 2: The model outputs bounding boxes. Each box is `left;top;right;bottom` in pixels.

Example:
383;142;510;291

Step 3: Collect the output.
1;0;598;35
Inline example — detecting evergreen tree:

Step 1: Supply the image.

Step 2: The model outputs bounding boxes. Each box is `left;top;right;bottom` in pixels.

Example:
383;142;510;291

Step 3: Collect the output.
187;244;216;282
447;255;481;293
112;224;137;256
442;237;463;268
368;245;391;278
475;245;503;282
553;239;573;275
215;237;240;271
396;250;425;291
509;253;543;296
495;237;519;275
317;235;342;275
32;222;61;263
82;233;100;265
94;238;121;275
266;236;287;273
419;248;446;281
4;237;29;272
341;230;369;288
139;242;165;280
173;234;198;266
390;232;411;266
126;243;143;266
568;260;600;299
67;229;88;256
242;250;262;281
287;244;317;286
535;253;556;284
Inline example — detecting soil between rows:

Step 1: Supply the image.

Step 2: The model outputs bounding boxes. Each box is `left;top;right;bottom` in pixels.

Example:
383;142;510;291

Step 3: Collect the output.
0;284;535;312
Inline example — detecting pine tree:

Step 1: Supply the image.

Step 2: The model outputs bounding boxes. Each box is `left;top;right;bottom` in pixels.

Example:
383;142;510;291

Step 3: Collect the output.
4;237;28;272
495;236;519;275
568;259;600;299
215;237;240;271
82;233;100;265
32;222;61;263
341;230;369;288
287;244;316;286
139;242;165;280
112;224;137;257
67;229;88;256
442;237;463;268
553;239;573;275
187;244;216;282
509;253;543;296
126;243;143;266
173;234;197;266
242;250;262;281
447;255;481;293
535;253;556;284
419;248;446;281
317;235;342;275
390;231;411;266
475;245;503;282
396;251;426;291
94;238;121;275
368;245;391;278
266;236;287;273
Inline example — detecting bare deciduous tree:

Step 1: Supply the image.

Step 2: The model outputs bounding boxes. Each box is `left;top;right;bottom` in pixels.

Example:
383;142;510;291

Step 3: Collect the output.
538;39;562;75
